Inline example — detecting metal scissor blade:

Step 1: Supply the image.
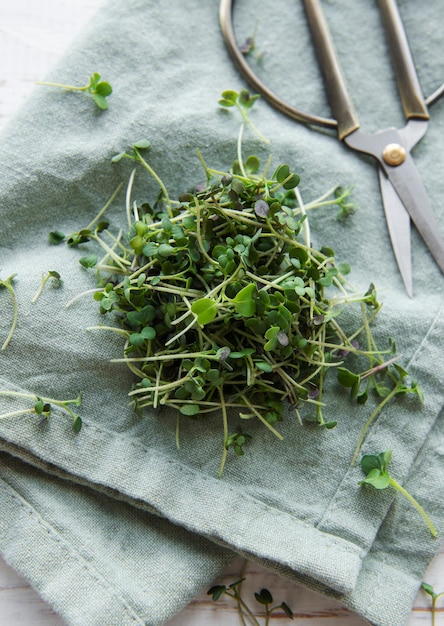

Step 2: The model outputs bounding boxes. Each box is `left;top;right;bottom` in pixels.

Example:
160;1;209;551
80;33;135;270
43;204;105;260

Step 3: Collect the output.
345;126;444;277
385;157;444;275
378;168;413;297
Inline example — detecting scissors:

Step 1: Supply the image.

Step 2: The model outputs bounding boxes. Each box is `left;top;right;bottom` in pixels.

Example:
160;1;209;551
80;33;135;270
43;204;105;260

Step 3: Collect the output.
219;0;444;297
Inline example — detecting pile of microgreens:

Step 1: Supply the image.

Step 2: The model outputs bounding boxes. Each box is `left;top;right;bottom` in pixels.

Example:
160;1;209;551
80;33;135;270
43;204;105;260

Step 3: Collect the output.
50;88;424;479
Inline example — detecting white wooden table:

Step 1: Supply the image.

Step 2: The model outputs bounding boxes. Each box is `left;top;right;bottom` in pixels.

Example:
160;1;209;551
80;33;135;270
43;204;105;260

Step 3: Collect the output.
0;1;442;624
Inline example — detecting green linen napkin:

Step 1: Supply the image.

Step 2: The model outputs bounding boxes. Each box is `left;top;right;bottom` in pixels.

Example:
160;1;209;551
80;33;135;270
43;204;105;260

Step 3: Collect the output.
0;1;443;625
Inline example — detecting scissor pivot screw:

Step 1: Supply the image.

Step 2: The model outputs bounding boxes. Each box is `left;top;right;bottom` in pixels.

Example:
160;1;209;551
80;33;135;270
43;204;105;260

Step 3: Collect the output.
382;143;406;166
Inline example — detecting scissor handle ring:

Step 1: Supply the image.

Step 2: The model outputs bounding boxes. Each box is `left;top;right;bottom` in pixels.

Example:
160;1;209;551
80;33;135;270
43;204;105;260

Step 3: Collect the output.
219;0;338;130
220;0;444;129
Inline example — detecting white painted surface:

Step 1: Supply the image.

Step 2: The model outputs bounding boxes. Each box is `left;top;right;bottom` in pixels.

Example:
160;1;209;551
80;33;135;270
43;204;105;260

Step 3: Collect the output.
0;1;442;624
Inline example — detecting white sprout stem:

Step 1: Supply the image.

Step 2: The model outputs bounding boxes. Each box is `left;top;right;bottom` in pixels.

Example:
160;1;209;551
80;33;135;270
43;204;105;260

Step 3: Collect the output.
164;315;197;347
128;376;191;395
110;351;218;363
66;288;103;308
126;167;137;228
1;278;18;350
295;187;311;248
237;123;248;178
31;275;47;304
303;185;339;209
0;409;35;420
86;325;129;337
94;234;131;268
86;183;123;231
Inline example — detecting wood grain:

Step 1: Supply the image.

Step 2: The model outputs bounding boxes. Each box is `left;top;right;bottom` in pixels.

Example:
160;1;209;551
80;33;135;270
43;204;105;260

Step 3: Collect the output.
0;0;443;624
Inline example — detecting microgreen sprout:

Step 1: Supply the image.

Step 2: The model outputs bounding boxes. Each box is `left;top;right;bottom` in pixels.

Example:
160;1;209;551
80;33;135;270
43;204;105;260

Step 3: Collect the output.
48;230;66;245
31;270;62;303
422;583;444;626
0;390;82;432
219;88;270;148
0;274;18;350
208;578;293;625
340;341;424;464
36;72;112;110
302;184;358;221
239;21;265;62
359;450;437;537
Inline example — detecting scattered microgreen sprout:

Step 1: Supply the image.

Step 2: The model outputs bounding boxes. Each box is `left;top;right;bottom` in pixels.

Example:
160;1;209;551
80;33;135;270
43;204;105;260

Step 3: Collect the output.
346;360;424;464
0;274;18;350
422;583;444;626
208;578;293;625
359;450;437;537
31;270;62;303
219;89;270;171
36;72;112;110
58;91;415;476
0;390;82;432
48;230;66;245
334;185;358;220
239;21;265;62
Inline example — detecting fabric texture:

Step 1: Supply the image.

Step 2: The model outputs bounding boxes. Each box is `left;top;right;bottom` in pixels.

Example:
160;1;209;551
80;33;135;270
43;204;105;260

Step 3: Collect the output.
0;1;443;625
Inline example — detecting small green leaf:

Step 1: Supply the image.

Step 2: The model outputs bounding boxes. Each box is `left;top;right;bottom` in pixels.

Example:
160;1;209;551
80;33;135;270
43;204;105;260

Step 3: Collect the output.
338;262;351;275
322;420;337;429
191;298;218;325
231;283;256;317
142;242;158;257
79;255;98;268
48;230;65;245
254;588;273;605
283;173;300;190
421;582;437;599
245;155;260;174
93;93;109;110
360;453;381;475
73;414;82;433
34;399;44;415
337;367;360;388
207;585;226;601
140;326;156;340
111;151;127;163
157;243;175;257
255;361;273;372
281;601;294;619
378;450;392;472
179;404;200;416
220;89;238;103
229;348;255;359
94;81;112;96
274;164;290;183
228;578;246;589
133;139;151;150
360;468;390;489
129;333;145;347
